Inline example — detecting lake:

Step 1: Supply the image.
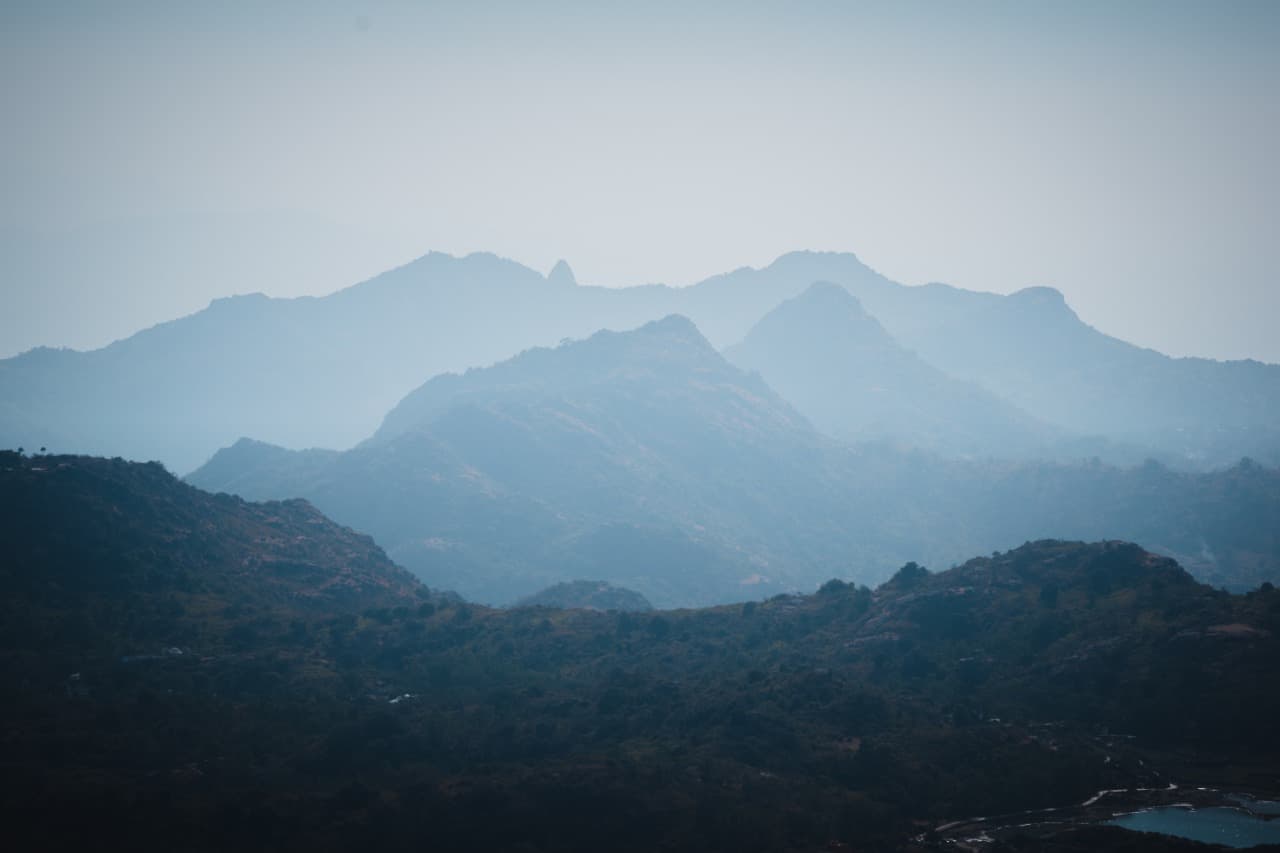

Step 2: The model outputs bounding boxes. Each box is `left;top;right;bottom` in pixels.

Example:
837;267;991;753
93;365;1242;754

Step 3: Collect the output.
1109;805;1280;848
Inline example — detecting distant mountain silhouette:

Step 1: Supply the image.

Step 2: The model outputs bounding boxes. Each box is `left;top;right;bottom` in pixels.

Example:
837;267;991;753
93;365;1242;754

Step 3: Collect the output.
724;281;1055;457
190;318;1280;605
901;283;1280;454
5;249;1278;472
743;254;1280;464
547;258;577;287
192;317;838;606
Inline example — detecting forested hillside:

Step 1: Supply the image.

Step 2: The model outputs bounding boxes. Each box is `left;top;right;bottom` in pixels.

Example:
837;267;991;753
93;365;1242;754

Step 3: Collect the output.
4;456;1278;851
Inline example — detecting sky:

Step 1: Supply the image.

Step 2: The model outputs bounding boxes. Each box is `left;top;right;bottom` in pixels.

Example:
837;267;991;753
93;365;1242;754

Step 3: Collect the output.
2;0;1278;362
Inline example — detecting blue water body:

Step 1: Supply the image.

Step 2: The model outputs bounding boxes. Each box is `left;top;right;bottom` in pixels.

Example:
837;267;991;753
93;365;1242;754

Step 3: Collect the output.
1109;807;1280;848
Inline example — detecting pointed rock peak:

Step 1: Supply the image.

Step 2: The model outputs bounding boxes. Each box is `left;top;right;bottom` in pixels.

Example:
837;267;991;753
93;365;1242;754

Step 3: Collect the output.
547;259;576;286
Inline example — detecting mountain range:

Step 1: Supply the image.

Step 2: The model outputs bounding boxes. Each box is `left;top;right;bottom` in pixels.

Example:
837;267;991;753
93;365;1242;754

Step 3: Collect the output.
190;316;1280;605
4;250;1278;473
191;316;847;606
724;281;1057;458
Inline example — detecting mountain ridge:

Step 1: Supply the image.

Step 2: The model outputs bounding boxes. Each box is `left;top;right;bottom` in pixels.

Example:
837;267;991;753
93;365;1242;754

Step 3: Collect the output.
724;281;1057;457
5;248;1278;473
191;317;1280;605
0;450;433;661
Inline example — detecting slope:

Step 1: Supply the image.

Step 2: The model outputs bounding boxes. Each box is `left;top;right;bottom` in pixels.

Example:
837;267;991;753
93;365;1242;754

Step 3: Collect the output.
700;252;1280;465
6;249;1278;472
191;316;888;606
0;451;429;663
724;281;1055;457
192;316;1280;604
3;531;1278;852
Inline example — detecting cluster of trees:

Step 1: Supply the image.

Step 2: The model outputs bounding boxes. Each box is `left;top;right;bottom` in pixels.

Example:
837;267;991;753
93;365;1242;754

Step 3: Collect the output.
5;457;1280;851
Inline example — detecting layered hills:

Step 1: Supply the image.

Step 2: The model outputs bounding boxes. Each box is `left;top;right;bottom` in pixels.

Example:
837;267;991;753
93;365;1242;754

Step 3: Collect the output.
4;250;1278;472
710;253;1280;462
190;317;1280;605
724;281;1054;457
2;462;1276;851
192;316;849;606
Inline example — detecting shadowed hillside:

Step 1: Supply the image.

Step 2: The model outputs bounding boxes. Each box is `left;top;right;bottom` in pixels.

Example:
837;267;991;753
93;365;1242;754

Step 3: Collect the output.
2;471;1277;852
0;450;432;666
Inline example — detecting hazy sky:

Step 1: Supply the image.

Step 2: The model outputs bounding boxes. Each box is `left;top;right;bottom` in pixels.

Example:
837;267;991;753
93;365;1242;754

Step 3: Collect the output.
2;1;1278;362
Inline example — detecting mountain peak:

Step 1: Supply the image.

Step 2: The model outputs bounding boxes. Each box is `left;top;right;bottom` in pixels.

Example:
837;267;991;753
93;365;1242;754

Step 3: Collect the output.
998;286;1082;328
740;280;888;347
547;259;576;287
793;280;868;312
1007;285;1071;311
635;313;702;339
767;250;868;273
724;278;1054;454
1010;285;1064;302
570;314;722;370
372;313;735;442
762;250;888;287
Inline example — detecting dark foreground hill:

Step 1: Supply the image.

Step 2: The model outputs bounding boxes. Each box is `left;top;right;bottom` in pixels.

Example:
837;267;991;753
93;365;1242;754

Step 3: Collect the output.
0;450;430;668
1;464;1277;852
191;318;1280;604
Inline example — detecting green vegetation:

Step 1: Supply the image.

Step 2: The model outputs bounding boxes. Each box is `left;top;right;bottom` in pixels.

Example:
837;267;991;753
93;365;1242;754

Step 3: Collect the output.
3;454;1278;851
514;580;654;612
0;451;430;662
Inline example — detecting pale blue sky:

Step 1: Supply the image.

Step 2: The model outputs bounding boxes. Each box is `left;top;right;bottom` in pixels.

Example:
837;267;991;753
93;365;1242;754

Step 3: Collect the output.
2;1;1278;361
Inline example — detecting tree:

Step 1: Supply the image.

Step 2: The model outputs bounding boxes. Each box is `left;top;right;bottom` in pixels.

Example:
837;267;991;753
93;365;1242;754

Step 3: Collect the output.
889;561;929;589
819;578;850;595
